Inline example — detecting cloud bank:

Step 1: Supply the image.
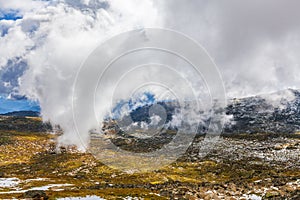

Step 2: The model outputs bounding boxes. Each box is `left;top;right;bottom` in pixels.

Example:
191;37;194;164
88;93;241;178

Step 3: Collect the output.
1;0;300;148
1;0;162;148
157;0;300;97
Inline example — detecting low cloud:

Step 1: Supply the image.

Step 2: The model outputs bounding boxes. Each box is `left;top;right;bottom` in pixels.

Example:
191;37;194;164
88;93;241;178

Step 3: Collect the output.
1;0;300;148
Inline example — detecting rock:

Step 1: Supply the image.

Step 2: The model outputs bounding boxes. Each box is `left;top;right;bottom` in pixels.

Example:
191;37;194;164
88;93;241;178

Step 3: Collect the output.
0;171;4;178
284;185;295;192
159;190;170;197
274;145;284;150
228;183;237;192
286;144;297;150
24;190;48;200
264;191;280;198
225;89;300;134
59;146;67;154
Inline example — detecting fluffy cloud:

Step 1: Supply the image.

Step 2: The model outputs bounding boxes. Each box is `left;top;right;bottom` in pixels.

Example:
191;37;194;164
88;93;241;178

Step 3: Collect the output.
0;0;46;14
156;0;300;97
1;0;300;148
0;0;162;148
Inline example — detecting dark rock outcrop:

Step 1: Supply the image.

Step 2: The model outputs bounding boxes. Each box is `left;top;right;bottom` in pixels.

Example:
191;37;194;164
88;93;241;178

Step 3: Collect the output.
114;89;300;135
24;190;48;200
225;89;300;134
0;116;52;132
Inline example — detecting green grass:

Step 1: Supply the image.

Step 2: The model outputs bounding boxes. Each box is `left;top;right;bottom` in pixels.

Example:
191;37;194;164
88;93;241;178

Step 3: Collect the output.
0;130;299;199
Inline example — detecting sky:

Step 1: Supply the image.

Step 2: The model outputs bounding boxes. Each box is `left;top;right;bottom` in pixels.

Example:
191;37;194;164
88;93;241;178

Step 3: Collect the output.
0;96;39;113
1;0;300;99
1;0;300;147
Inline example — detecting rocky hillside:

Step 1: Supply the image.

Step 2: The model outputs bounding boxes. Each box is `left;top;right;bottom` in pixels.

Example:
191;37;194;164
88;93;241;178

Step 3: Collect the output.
116;89;300;135
225;89;300;134
2;110;40;117
0;116;52;132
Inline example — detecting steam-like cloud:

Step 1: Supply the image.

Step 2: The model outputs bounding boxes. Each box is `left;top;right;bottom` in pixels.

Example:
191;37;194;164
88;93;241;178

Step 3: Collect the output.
1;0;162;148
1;0;300;149
157;0;300;97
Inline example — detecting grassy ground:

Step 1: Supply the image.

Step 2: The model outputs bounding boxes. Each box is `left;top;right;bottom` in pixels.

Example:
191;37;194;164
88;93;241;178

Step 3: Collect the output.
0;122;300;199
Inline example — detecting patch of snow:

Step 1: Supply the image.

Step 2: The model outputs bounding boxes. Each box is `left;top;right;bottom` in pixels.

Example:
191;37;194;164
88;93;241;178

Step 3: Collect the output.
24;178;50;182
57;196;105;200
123;197;140;200
0;178;19;188
29;183;73;191
0;183;73;194
243;194;262;200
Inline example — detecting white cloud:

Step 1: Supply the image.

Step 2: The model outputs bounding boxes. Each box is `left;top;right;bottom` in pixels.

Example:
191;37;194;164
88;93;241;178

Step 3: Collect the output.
0;0;162;149
0;0;46;14
156;0;300;98
1;0;300;148
0;25;34;68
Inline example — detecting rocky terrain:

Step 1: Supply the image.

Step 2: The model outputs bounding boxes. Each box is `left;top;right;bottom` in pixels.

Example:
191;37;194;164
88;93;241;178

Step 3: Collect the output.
1;89;300;199
117;89;300;135
225;89;300;134
0;116;51;132
2;111;40;117
0;117;299;199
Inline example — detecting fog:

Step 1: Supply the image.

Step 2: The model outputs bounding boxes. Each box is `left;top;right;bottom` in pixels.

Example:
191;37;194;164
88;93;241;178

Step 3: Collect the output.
1;0;300;148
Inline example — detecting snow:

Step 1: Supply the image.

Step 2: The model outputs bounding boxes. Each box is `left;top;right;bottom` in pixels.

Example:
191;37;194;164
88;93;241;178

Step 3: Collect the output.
0;178;19;188
0;183;73;194
57;196;105;200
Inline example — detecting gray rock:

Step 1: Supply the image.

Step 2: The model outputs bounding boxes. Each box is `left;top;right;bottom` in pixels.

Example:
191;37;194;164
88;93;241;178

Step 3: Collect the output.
24;190;48;200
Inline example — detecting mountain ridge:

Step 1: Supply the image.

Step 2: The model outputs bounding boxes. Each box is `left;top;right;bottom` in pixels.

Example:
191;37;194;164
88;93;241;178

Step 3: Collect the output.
114;88;300;134
0;110;40;117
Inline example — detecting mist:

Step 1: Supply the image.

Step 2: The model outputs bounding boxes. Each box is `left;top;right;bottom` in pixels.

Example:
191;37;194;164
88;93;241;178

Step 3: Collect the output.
157;0;300;98
1;0;300;148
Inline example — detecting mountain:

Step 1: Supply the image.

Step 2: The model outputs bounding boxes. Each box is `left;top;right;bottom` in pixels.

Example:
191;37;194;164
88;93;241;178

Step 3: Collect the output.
0;115;51;132
0;97;40;114
225;89;300;134
1;110;40;117
113;89;300;135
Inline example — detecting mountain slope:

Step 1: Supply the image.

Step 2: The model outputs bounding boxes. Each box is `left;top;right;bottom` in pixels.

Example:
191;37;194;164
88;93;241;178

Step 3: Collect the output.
2;110;40;117
115;89;300;134
225;89;300;134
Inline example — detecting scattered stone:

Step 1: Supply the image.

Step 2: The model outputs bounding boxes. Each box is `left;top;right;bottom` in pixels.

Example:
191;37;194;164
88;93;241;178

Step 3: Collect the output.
24;190;48;200
274;145;283;150
286;144;298;150
264;190;280;198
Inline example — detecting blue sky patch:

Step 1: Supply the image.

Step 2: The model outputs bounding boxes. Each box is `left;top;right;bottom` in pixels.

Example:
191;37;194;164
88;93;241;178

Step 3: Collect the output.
0;97;40;114
0;10;22;21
